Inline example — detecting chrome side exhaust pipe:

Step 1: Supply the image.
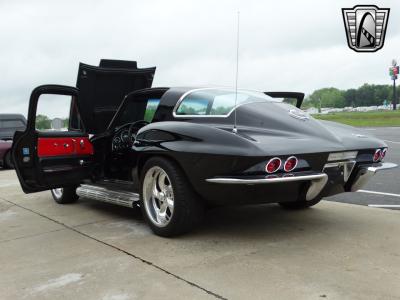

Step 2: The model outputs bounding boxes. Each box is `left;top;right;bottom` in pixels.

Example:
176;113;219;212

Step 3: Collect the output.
76;184;139;208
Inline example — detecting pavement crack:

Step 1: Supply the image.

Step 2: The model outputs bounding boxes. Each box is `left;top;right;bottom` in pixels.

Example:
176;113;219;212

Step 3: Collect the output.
72;219;110;228
2;199;228;300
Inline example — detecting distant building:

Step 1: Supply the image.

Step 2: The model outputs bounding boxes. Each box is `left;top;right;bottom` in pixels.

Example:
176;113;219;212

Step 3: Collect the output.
51;118;63;130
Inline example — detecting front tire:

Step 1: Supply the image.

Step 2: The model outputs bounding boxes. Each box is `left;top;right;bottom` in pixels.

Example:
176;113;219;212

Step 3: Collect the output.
140;157;204;237
3;151;14;169
51;186;79;204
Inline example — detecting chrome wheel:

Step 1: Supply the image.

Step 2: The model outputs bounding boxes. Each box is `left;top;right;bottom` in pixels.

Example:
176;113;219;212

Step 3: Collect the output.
142;166;174;227
52;188;64;199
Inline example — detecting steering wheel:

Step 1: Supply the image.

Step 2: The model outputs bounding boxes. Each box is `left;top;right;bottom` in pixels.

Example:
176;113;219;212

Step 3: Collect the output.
128;120;149;144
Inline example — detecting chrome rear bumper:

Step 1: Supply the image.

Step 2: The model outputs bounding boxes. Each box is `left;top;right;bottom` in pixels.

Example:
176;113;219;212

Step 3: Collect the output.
206;161;398;201
206;172;328;201
350;162;398;192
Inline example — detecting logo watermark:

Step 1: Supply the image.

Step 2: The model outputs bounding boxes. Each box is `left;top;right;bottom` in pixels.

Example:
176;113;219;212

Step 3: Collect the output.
342;5;390;52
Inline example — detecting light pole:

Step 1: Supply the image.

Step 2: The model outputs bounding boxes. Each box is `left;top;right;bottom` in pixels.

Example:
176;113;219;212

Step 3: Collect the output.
389;59;398;110
318;97;322;113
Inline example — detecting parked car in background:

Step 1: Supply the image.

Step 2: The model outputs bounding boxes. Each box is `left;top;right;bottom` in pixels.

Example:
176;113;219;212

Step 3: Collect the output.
0;140;13;168
0;114;27;140
0;114;26;169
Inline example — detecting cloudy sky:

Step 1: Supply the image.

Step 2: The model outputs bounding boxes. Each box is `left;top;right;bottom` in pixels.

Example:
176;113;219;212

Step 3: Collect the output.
1;0;399;117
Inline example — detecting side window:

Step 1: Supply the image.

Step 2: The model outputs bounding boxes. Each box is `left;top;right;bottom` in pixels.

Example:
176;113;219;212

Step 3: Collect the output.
35;94;75;131
176;98;209;115
144;98;160;122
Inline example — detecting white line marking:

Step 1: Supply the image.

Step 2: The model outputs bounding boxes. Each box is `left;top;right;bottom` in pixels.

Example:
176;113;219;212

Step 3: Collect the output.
357;190;400;198
368;204;400;208
384;139;400;144
32;273;83;293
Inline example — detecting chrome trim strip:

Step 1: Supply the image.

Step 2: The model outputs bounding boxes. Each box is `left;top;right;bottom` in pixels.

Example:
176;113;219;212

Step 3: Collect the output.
206;173;328;201
76;184;139;208
206;173;327;185
367;162;397;172
350;162;398;192
327;151;358;161
306;174;329;201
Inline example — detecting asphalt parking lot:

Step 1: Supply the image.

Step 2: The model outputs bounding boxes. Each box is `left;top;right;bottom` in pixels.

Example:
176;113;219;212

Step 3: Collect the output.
1;127;400;299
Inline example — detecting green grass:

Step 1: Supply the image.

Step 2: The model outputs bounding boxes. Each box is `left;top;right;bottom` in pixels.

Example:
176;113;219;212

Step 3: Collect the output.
313;110;400;127
144;108;157;122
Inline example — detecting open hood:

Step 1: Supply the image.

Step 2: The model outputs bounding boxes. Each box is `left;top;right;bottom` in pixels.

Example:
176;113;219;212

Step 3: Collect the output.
71;59;156;134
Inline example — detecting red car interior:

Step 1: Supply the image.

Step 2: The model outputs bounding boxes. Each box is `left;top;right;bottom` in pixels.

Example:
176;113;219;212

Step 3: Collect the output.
37;137;93;157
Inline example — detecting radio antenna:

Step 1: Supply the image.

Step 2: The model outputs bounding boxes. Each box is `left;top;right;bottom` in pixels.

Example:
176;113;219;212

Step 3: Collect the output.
233;11;240;134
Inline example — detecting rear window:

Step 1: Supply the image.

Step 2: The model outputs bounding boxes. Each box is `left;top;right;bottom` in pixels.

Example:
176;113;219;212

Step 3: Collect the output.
0;119;25;128
175;88;277;116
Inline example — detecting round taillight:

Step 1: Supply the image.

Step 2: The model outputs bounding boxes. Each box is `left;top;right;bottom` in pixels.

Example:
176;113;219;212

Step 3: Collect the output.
266;157;281;173
373;149;382;162
284;156;298;172
381;148;387;160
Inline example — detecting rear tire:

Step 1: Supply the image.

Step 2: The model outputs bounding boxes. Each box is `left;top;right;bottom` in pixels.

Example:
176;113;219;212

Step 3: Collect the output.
51;186;79;204
140;157;204;237
3;151;14;169
279;196;322;210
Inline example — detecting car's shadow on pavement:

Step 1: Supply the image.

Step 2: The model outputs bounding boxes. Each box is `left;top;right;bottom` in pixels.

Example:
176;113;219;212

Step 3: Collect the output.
77;197;144;221
195;204;328;239
76;197;334;241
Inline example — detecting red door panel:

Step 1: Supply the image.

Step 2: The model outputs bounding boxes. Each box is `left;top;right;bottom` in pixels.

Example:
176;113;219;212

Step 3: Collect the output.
38;137;94;157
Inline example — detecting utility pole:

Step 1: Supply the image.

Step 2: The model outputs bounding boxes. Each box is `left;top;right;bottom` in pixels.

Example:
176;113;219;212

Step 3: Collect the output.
389;59;398;110
393;78;397;110
318;97;322;113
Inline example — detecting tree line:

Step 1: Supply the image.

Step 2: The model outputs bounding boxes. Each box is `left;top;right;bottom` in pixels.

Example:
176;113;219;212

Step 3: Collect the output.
301;83;398;108
36;115;69;130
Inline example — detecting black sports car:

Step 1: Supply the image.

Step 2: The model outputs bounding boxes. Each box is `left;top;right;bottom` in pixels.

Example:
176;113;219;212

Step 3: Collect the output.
12;59;397;236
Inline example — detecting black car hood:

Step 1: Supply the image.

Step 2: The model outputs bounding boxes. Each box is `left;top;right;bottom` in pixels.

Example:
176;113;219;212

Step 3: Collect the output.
221;102;385;155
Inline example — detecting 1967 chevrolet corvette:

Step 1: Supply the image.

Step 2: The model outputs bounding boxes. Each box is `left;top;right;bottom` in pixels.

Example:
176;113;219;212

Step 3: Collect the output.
12;59;397;236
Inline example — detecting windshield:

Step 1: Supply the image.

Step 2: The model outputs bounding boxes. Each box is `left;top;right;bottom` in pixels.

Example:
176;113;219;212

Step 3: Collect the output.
175;88;278;116
114;98;160;129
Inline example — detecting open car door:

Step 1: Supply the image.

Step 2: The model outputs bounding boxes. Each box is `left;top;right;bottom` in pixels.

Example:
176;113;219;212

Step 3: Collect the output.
12;85;94;193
